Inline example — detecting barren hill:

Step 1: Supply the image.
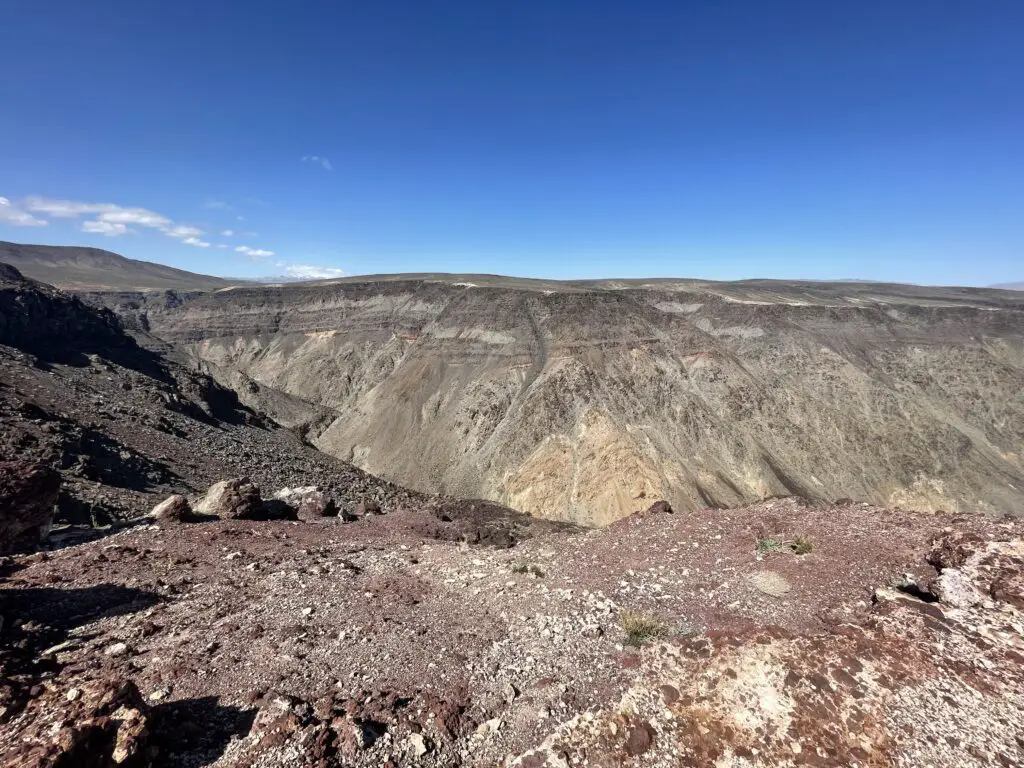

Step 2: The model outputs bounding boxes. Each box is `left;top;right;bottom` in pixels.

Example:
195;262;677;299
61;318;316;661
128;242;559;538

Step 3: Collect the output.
100;275;1024;526
0;241;235;292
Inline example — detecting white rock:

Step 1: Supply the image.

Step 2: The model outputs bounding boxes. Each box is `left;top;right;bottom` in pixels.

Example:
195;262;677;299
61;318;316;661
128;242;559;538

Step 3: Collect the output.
933;569;984;609
104;642;129;657
409;732;429;756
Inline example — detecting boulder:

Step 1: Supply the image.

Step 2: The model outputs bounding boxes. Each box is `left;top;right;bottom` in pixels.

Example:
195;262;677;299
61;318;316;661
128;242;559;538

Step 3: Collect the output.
194;478;262;519
644;500;673;516
0;460;59;555
0;677;151;767
150;494;193;523
931;568;985;609
270;486;335;521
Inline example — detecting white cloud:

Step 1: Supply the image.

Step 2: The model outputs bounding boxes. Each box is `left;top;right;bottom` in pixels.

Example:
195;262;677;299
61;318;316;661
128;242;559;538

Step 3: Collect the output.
183;237;211;248
0;197;48;227
22;196;209;242
204;199;229;209
237;215;246;221
162;224;203;238
284;264;346;279
301;155;333;171
97;208;172;228
220;229;234;236
216;244;229;249
24;197;117;218
81;220;128;236
236;245;275;259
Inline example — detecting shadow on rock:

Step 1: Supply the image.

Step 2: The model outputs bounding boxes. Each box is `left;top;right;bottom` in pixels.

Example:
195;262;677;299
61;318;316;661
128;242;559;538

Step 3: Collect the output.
0;584;162;637
0;584;163;721
151;696;256;767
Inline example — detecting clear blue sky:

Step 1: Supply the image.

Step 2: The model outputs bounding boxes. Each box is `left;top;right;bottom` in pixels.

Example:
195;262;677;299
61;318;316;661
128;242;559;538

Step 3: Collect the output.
1;1;1021;284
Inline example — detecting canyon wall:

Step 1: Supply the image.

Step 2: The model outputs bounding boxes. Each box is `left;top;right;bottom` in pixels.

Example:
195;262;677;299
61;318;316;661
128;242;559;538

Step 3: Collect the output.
122;277;1024;525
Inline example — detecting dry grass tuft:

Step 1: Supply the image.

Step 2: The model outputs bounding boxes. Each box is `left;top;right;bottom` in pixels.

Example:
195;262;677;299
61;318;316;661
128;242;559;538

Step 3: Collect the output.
620;610;668;647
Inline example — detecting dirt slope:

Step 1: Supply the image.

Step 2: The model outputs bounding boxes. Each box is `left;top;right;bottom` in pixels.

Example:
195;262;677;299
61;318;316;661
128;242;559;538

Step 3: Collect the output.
115;276;1024;525
0;264;417;527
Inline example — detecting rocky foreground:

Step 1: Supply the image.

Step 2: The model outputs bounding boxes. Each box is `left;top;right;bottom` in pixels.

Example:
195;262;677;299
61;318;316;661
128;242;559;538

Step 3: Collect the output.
2;495;1024;767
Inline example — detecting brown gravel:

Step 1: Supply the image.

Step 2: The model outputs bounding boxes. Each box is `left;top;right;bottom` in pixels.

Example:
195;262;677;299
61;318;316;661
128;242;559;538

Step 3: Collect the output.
3;497;1023;766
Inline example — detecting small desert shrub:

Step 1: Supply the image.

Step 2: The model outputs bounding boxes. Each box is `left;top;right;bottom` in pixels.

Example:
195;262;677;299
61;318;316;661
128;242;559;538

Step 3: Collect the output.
620;610;668;647
791;535;813;555
512;562;545;578
756;538;786;555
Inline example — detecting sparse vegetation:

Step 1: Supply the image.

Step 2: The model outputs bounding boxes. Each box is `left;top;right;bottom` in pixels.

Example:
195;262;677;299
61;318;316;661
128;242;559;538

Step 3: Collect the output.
512;561;545;578
620;610;668;647
756;535;813;556
791;535;813;555
756;537;786;555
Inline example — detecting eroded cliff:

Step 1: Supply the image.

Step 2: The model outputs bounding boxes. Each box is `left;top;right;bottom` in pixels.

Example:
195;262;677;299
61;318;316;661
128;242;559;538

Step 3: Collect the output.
116;276;1024;525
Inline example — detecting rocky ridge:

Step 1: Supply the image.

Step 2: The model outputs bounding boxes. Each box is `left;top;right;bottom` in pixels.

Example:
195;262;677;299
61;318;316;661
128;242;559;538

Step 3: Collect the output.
0;264;540;541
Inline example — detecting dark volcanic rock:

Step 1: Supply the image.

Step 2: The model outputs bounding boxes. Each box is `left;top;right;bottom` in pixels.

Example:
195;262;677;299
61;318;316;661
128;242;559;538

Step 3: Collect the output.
0;460;59;554
643;500;673;516
1;677;151;768
0;263;137;365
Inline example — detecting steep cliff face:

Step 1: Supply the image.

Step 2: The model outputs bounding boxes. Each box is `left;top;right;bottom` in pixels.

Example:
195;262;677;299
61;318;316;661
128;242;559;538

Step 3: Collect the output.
134;277;1024;525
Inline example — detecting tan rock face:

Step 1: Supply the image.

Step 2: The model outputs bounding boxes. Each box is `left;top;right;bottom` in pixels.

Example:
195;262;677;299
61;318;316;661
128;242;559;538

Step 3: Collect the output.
126;277;1024;526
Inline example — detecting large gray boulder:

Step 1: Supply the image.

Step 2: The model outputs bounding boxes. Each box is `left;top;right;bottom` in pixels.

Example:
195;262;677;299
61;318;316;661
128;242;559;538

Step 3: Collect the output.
150;494;194;523
270;486;335;521
194;478;262;519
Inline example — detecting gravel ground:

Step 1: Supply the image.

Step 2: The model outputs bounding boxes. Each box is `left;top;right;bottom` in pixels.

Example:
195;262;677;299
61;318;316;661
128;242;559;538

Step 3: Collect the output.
3;498;1023;766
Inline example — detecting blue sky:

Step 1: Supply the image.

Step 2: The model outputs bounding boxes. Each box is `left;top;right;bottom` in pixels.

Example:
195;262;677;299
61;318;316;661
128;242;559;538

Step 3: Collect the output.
1;1;1021;284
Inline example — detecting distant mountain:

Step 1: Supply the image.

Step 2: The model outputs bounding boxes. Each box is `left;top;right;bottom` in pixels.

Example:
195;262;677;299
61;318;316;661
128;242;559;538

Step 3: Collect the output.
991;282;1024;291
0;241;238;292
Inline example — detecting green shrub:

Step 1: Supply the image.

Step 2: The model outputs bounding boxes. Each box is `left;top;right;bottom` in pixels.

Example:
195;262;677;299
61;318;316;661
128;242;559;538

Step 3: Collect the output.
756;538;786;555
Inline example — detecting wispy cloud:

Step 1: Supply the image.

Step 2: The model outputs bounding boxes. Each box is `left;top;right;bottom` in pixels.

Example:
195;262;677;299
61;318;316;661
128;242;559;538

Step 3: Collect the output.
283;264;345;279
162;224;203;238
0;197;48;227
8;193;283;268
23;198;119;218
22;196;204;241
204;199;229;210
236;245;275;259
81;220;128;236
301;155;333;171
